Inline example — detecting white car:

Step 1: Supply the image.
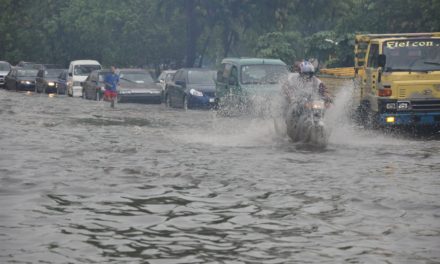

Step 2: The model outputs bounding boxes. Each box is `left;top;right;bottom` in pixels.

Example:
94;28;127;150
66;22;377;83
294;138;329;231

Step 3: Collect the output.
67;60;101;97
0;61;12;87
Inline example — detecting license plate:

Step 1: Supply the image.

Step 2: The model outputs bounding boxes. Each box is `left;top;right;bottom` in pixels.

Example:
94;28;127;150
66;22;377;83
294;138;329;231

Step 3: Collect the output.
209;98;215;103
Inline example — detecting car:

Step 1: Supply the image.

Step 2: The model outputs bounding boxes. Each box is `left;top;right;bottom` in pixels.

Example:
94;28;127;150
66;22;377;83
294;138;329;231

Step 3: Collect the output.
117;68;162;104
0;61;12;87
35;68;66;93
164;68;217;110
4;67;38;91
82;69;111;100
215;57;289;114
67;60;102;97
55;70;68;95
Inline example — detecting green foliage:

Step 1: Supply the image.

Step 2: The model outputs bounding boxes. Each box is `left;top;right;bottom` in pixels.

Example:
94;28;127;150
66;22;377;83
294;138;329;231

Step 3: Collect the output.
0;0;438;68
254;31;304;65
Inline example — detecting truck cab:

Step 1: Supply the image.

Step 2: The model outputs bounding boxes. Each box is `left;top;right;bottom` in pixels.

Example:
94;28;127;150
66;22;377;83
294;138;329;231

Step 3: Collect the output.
355;32;440;127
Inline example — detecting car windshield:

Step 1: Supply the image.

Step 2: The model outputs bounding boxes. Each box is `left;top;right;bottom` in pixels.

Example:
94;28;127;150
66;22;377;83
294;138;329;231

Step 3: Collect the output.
46;69;64;77
188;70;216;85
17;69;38;77
74;65;101;76
383;39;440;72
0;63;10;71
119;72;154;84
241;64;288;84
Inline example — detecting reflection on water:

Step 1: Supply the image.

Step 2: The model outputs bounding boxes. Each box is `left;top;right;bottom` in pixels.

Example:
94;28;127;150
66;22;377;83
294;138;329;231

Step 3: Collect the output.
0;89;439;263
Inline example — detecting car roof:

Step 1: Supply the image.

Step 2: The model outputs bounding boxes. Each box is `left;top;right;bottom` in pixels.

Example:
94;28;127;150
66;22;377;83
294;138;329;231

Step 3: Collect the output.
221;57;286;66
69;60;101;65
179;68;215;71
38;64;64;69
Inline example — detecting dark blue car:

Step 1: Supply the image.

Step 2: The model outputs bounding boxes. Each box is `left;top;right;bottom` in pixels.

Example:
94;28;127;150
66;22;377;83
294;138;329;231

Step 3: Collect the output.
55;70;68;95
164;68;216;110
4;68;38;91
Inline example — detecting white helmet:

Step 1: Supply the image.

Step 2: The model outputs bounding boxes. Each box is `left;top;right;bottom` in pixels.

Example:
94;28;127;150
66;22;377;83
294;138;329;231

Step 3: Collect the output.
299;60;315;75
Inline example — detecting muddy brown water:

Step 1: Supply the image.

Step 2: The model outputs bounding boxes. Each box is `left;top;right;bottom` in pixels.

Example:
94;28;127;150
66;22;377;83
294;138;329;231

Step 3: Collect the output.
0;87;439;263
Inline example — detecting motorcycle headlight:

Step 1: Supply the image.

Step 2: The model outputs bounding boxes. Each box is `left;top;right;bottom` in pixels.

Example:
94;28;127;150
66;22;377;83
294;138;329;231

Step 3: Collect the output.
311;101;325;109
189;88;203;97
47;82;55;86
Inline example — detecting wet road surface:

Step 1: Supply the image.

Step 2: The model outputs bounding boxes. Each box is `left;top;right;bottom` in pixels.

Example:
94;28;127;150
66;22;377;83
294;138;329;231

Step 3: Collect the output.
0;88;439;263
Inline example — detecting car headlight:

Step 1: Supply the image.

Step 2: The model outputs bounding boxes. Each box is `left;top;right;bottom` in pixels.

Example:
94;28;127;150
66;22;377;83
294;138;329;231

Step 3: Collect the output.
47;82;55;86
189;88;203;97
20;80;31;85
397;101;411;110
386;103;396;110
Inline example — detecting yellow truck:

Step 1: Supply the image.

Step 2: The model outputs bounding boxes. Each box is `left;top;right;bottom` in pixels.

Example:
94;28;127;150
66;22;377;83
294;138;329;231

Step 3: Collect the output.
354;32;440;127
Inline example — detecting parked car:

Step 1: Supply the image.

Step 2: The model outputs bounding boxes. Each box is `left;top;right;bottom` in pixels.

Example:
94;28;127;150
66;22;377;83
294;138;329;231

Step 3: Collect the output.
67;60;102;97
82;69;111;100
4;68;38;91
0;61;12;87
164;68;217;110
117;69;162;104
35;68;65;93
55;70;68;95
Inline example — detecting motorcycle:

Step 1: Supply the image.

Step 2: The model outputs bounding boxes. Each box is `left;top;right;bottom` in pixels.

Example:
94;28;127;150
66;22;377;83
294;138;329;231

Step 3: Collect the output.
282;93;329;147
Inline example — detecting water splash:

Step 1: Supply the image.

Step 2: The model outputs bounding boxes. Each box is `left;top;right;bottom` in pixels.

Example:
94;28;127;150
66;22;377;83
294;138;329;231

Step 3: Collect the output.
325;80;405;147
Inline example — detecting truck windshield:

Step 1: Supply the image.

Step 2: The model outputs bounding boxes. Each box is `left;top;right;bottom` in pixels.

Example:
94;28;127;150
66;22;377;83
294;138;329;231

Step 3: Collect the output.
383;39;440;72
241;64;288;84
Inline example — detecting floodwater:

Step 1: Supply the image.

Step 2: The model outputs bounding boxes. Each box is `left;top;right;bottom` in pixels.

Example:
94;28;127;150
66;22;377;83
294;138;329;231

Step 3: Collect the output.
0;85;439;264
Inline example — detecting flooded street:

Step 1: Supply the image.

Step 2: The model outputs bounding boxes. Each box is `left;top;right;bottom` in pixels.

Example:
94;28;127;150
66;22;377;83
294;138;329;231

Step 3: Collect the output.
1;88;439;263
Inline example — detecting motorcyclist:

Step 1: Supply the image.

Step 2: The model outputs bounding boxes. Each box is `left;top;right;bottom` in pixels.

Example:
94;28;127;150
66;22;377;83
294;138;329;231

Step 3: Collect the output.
281;60;331;120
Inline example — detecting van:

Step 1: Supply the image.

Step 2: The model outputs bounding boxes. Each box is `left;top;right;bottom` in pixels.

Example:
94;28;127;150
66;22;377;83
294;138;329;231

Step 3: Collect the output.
215;57;288;114
67;60;102;97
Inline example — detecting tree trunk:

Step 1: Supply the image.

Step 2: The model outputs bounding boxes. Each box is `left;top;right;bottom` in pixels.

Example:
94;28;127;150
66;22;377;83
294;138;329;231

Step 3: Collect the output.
185;0;197;67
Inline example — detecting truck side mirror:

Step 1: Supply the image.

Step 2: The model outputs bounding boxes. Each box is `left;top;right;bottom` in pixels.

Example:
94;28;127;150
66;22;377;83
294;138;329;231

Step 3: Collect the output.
68;72;72;77
378;54;386;68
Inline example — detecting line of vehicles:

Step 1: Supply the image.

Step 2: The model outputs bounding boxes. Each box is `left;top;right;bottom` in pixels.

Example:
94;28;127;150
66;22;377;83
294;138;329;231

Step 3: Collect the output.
1;31;440;139
0;58;291;111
